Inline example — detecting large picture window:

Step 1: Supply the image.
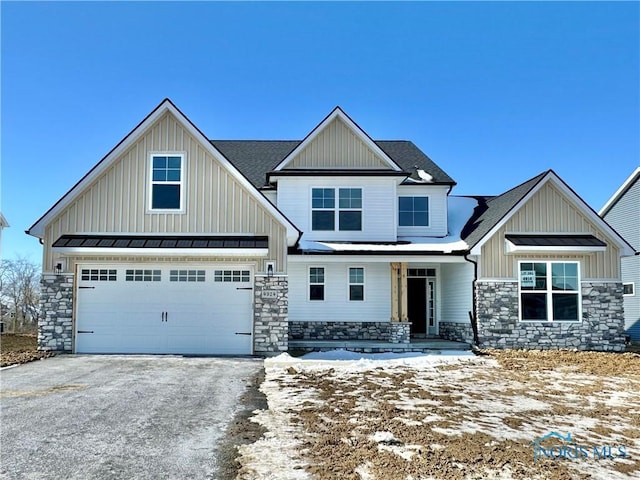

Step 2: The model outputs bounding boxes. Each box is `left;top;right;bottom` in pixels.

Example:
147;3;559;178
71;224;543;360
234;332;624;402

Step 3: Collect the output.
398;196;429;227
150;154;183;210
311;188;362;231
519;261;580;322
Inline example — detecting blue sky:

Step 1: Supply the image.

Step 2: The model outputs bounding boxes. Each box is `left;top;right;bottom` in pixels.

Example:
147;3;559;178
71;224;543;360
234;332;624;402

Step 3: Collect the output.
2;1;638;263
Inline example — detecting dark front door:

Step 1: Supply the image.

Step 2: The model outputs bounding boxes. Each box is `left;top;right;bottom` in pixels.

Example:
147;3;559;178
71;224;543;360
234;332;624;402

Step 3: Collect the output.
408;277;427;336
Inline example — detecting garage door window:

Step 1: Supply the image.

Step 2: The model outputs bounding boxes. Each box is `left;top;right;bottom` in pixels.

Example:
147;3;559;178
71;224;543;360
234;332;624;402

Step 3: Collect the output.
214;270;250;282
126;269;161;282
81;269;117;281
170;270;206;282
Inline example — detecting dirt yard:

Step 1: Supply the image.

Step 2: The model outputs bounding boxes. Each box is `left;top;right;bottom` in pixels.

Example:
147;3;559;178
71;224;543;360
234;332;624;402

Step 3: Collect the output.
236;350;640;480
0;334;53;367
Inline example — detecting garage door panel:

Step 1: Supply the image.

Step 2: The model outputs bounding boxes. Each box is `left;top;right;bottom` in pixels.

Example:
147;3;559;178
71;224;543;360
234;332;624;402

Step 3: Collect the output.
76;265;254;354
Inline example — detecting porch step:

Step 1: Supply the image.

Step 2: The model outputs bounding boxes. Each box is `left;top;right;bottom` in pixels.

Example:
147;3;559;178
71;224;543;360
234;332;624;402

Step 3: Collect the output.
287;339;471;353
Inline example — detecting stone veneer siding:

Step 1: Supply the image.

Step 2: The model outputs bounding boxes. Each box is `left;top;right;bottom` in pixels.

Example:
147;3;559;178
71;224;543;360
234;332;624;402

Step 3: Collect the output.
39;273;74;352
289;321;393;341
439;321;474;344
389;322;411;344
253;276;288;356
477;281;626;351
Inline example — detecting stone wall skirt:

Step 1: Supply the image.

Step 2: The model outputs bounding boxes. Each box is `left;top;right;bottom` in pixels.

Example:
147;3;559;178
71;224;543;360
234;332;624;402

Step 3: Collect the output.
39;274;74;352
253;276;289;356
476;281;626;351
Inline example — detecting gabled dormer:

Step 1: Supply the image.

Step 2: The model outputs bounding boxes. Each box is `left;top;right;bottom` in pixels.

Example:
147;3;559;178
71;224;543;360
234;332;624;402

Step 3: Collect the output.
272;107;402;172
262;107;455;243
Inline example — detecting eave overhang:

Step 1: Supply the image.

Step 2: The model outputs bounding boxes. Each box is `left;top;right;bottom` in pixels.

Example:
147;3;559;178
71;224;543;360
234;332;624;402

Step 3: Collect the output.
52;235;269;257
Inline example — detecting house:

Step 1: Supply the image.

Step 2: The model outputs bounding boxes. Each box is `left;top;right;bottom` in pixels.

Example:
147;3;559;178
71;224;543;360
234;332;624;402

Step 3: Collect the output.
27;99;633;355
600;167;640;342
0;212;8;258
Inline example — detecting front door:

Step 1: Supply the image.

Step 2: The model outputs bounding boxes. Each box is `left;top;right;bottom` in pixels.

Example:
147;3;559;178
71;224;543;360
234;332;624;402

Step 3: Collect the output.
408;278;427;336
407;268;437;337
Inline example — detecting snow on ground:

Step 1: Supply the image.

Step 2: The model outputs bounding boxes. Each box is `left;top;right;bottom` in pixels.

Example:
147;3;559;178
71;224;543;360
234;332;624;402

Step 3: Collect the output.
236;349;640;480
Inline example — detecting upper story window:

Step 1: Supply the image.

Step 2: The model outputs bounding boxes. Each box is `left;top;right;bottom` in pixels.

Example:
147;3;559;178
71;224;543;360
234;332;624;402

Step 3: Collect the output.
311;188;362;231
398;196;429;227
519;261;581;322
150;154;184;211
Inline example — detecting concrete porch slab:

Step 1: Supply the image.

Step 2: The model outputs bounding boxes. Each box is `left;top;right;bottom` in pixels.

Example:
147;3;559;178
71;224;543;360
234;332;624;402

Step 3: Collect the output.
287;338;471;353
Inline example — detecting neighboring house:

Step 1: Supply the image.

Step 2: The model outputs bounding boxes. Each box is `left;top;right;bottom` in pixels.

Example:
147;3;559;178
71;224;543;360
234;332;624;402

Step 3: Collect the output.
0;212;8;258
27;99;634;355
600;167;640;342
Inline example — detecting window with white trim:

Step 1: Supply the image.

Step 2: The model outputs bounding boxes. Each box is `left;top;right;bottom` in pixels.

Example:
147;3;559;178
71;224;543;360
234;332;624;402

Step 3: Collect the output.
338;188;362;231
519;261;581;322
150;154;183;210
398;196;429;227
623;283;635;296
309;267;325;301
311;188;362;231
348;267;364;301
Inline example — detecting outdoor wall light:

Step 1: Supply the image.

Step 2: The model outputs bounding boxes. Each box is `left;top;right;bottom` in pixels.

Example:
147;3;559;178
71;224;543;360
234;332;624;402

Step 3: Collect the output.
55;263;63;275
266;261;275;277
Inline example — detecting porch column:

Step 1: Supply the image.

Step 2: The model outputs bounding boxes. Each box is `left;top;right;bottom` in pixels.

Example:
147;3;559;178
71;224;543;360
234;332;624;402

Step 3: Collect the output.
400;262;408;322
390;263;399;322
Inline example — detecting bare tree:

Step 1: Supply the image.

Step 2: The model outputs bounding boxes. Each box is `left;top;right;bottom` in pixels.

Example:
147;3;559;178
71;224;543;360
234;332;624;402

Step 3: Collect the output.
0;258;41;333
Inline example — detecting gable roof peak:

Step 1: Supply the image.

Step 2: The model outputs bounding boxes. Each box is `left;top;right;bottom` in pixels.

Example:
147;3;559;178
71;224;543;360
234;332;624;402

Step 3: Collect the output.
272;106;403;172
600;166;640;216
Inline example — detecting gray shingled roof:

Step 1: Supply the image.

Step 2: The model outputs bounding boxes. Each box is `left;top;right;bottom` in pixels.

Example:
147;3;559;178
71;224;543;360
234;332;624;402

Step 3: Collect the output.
461;171;549;248
210;140;456;188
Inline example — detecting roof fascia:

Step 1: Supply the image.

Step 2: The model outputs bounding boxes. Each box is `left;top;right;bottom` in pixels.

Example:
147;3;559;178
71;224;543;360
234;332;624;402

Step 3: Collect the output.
469;171;635;256
272;107;403;172
28;99;301;244
599;166;640;216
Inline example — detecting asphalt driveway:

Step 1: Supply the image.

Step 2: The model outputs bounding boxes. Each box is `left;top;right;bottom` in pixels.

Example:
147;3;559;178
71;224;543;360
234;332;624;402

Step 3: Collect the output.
0;355;263;480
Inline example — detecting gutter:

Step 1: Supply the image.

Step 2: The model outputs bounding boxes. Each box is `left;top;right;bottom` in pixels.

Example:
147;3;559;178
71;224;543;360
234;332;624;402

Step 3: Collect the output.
464;253;480;347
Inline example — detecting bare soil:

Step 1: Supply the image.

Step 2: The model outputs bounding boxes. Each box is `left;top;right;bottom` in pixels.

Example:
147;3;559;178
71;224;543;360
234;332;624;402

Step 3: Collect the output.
0;334;54;367
240;350;640;480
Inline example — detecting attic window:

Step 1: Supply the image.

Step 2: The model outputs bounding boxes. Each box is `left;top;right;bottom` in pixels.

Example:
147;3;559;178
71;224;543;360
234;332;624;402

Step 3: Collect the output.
149;154;184;211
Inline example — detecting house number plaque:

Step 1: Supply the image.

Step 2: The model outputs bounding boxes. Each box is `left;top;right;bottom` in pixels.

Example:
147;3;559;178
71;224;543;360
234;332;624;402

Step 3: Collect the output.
262;290;278;299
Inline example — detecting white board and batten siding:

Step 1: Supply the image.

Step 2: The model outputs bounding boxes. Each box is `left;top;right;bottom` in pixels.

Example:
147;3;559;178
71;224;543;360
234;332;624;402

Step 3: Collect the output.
276;177;398;242
480;182;621;280
440;263;474;324
42;111;289;273
288;262;391;322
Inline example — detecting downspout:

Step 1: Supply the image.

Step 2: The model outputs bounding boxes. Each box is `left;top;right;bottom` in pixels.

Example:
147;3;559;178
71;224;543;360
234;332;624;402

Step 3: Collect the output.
464;253;480;347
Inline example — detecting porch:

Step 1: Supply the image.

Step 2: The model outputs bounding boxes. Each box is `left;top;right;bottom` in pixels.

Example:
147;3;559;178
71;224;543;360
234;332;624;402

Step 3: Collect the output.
288;337;472;354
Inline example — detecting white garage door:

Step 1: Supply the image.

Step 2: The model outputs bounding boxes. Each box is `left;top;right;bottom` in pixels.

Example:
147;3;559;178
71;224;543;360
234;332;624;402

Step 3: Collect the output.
75;265;254;354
